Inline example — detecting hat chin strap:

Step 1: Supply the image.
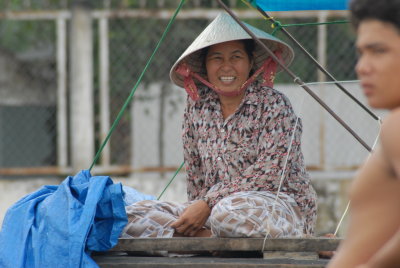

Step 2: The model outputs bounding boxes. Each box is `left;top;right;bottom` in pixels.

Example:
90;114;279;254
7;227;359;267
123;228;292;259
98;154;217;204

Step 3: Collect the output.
175;50;282;101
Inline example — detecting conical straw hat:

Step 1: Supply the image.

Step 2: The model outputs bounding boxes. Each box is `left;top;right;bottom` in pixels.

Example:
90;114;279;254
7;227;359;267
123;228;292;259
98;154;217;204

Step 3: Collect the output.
170;12;294;88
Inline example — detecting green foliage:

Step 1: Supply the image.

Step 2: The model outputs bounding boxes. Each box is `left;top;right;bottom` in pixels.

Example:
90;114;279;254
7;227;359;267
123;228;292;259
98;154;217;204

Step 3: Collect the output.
0;20;55;53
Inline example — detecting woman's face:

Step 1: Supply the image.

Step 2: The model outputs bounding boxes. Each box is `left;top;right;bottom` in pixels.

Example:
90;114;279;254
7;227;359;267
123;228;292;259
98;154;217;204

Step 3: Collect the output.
205;40;253;94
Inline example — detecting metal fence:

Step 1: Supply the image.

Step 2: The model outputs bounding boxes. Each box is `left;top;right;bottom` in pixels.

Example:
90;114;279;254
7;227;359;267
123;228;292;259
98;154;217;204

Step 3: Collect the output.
0;1;382;178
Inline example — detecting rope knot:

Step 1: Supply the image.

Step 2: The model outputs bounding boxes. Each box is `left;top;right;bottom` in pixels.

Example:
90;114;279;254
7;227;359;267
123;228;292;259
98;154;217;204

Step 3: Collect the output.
175;63;200;101
272;20;282;29
175;62;191;77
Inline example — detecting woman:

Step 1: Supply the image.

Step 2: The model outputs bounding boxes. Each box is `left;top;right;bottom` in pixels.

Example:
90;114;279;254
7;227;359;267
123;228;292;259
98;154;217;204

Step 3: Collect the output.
122;12;317;239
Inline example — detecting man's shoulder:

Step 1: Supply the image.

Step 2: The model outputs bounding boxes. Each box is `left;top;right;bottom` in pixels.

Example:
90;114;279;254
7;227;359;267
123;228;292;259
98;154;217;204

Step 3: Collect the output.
380;108;400;171
387;107;400;119
381;108;400;135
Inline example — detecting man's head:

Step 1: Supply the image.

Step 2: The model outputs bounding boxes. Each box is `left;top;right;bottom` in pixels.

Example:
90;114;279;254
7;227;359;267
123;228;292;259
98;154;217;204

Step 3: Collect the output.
350;0;400;110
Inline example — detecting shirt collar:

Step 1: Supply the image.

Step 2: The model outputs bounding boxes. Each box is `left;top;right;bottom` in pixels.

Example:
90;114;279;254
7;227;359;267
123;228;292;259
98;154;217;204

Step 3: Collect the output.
242;84;260;106
201;87;219;104
200;82;261;106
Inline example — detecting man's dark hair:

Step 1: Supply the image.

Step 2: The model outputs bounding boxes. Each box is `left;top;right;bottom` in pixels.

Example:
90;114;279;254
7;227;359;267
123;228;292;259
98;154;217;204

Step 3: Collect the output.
350;0;400;31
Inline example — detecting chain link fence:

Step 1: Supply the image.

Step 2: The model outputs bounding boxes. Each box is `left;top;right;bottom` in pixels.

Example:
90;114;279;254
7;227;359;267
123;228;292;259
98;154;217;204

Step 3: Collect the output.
0;18;57;169
0;1;381;178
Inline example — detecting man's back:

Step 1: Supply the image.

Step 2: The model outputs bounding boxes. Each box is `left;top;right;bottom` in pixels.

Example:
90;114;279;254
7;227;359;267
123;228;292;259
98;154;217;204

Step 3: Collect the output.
328;0;400;266
328;110;400;267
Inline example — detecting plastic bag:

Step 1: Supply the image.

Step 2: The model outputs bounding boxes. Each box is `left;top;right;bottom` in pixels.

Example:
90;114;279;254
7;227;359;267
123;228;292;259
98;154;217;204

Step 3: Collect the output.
0;170;127;268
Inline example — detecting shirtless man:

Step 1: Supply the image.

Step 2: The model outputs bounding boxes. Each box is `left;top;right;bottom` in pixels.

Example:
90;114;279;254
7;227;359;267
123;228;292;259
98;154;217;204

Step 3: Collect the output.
327;0;400;267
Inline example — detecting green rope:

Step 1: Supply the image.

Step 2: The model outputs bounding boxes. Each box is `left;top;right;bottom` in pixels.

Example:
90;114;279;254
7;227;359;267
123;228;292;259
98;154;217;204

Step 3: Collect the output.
271;20;349;35
89;0;186;171
157;161;185;200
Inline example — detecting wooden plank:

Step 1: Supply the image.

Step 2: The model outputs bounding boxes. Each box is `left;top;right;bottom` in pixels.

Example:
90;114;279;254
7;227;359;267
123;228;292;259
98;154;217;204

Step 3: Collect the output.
263;251;319;260
94;256;330;268
111;238;341;252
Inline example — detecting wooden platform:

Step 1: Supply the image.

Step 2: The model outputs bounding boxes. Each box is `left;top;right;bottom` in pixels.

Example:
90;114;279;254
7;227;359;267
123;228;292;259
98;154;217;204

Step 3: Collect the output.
94;237;340;267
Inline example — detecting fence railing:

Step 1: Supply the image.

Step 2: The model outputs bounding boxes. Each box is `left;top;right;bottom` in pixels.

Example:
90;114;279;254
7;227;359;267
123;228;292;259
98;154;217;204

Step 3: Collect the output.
0;5;373;178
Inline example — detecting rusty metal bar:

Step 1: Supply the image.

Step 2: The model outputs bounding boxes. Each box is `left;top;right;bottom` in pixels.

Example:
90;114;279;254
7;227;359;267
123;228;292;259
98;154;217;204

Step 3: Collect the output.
0;164;362;177
0;165;184;177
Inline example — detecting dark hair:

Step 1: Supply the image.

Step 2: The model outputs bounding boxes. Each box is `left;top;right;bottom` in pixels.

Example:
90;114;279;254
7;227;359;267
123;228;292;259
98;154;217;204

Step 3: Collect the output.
350;0;400;32
241;39;256;59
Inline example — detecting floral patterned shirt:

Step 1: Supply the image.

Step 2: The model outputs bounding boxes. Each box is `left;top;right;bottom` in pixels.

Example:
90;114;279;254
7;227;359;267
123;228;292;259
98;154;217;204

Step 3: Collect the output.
182;82;317;234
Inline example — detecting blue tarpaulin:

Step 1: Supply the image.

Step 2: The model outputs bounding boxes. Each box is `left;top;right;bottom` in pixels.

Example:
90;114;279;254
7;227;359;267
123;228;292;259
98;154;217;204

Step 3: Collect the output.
0;170;128;268
250;0;349;11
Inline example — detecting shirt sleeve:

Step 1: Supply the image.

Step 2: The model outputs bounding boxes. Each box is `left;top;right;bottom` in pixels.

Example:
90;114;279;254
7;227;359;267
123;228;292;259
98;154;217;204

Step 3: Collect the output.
182;97;209;201
202;95;302;208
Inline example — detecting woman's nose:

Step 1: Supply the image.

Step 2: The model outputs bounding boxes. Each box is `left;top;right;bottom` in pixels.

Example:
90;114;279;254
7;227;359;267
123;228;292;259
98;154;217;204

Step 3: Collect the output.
220;60;233;71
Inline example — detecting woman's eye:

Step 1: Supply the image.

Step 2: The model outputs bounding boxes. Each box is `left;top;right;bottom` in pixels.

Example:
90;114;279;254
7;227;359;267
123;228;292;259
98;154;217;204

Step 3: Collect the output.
210;56;222;61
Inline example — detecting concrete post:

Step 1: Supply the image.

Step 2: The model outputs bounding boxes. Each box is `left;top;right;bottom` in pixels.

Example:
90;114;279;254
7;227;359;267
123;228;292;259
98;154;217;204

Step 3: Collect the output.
99;16;111;166
69;1;94;171
317;11;328;169
56;18;68;168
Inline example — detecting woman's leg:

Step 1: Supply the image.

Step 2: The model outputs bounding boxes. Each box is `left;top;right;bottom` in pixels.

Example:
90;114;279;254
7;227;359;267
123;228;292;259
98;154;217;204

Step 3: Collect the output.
122;200;212;238
209;191;304;238
122;200;187;238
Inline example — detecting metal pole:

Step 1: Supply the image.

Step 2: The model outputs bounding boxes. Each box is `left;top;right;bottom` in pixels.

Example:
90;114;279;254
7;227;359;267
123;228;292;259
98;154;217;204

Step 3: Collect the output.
216;0;372;152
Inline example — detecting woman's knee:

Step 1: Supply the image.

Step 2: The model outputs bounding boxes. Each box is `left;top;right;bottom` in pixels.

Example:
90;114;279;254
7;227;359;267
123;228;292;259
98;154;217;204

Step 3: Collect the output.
209;198;262;237
209;192;304;238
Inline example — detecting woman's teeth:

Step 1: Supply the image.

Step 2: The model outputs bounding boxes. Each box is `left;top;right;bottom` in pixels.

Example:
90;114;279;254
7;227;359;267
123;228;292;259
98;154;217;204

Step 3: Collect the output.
219;76;235;82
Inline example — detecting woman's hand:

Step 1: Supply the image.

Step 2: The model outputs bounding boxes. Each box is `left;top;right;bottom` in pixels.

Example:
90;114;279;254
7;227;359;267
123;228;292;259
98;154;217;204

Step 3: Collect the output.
170;200;211;237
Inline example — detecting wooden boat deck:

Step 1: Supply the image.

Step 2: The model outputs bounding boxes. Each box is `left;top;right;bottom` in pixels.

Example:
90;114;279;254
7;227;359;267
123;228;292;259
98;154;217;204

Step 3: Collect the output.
94;237;340;267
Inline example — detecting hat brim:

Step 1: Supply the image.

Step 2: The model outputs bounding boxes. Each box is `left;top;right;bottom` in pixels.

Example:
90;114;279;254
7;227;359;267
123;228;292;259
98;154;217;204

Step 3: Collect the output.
170;12;294;88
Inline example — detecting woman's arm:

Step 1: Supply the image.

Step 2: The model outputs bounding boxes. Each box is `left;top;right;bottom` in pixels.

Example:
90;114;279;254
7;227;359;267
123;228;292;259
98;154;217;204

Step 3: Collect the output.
171;98;211;236
181;97;208;201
